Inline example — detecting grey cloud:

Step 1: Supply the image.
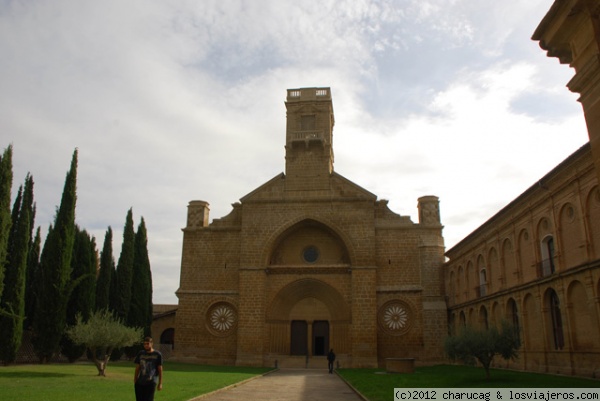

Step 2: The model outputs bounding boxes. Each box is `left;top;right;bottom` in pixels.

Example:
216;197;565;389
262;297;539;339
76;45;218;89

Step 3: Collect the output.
510;91;581;122
0;0;589;304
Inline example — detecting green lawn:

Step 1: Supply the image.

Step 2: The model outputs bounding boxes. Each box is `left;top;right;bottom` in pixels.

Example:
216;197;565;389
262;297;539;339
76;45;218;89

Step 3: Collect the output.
3;362;600;401
337;365;600;401
0;361;273;401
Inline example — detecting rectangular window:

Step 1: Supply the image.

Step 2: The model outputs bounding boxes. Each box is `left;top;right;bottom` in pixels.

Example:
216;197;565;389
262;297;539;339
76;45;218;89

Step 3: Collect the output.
301;115;316;131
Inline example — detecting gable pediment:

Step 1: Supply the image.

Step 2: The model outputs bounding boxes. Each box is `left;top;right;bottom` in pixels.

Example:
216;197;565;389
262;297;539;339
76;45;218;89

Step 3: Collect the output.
239;173;286;203
330;172;377;200
239;171;377;204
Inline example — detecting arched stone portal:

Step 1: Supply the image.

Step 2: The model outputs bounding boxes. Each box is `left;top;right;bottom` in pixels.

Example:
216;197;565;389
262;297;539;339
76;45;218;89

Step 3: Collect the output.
267;278;351;360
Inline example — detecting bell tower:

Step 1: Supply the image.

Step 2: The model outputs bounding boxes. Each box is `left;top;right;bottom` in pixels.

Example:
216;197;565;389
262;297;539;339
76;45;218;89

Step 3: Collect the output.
284;87;335;191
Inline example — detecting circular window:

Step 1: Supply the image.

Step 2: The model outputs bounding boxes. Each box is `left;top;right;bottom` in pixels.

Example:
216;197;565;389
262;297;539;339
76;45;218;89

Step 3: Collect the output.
566;205;575;222
206;302;237;337
378;300;413;336
302;246;319;263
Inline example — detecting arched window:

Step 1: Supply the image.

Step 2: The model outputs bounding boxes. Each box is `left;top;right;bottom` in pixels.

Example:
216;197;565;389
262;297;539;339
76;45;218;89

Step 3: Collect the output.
160;328;175;347
568;280;596;350
466;261;474;300
539;235;556;277
547;289;564;350
523;293;542;351
457;266;463;303
506;298;521;347
479;305;488;330
559;203;586;267
448;313;456;335
479;269;487;297
501;239;513;288
587;187;600;258
477;254;487;297
448;271;455;304
487;248;498;294
518;229;534;282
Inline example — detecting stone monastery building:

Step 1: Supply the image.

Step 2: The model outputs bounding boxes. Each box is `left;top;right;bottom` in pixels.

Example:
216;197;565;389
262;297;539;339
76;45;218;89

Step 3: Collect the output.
174;87;448;368
160;1;600;376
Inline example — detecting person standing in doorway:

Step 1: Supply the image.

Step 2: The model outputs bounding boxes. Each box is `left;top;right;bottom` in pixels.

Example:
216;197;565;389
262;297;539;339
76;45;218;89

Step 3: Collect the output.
327;349;336;374
134;337;163;401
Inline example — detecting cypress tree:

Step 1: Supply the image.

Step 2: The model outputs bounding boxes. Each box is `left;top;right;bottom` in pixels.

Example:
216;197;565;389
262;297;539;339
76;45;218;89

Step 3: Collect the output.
108;252;119;314
0;145;14;300
0;174;34;363
24;226;41;330
96;227;114;312
114;208;135;322
68;227;96;320
128;218;153;336
7;186;22;262
90;237;98;285
32;149;78;362
62;226;97;361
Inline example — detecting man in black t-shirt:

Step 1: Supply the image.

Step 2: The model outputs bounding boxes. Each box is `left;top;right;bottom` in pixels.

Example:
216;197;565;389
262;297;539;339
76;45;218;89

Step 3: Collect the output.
134;337;163;401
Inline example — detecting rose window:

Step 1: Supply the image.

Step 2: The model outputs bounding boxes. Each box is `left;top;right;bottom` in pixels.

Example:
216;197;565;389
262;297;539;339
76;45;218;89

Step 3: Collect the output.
378;300;412;335
206;302;237;336
383;305;408;330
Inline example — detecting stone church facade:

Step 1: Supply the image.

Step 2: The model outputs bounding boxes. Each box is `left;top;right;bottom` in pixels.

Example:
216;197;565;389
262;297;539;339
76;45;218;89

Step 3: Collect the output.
173;87;447;368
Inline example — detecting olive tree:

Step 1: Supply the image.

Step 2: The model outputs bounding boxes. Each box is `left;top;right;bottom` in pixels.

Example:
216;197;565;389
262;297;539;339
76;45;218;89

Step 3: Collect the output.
444;320;520;379
66;309;142;376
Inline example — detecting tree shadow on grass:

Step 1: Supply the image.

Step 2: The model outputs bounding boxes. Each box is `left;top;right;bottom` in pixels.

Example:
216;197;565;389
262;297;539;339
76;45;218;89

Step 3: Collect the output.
0;371;73;378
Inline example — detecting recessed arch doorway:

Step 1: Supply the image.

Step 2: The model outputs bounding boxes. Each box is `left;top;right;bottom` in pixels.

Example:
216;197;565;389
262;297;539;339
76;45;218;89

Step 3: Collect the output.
267;278;350;357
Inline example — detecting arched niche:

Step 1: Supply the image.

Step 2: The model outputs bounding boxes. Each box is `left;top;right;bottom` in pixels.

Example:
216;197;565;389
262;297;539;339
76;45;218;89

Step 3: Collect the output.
267;218;351;266
267;278;350;322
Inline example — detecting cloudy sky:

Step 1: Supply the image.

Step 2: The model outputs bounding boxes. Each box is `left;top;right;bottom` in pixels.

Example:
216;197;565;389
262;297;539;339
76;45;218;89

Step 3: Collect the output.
0;0;589;304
